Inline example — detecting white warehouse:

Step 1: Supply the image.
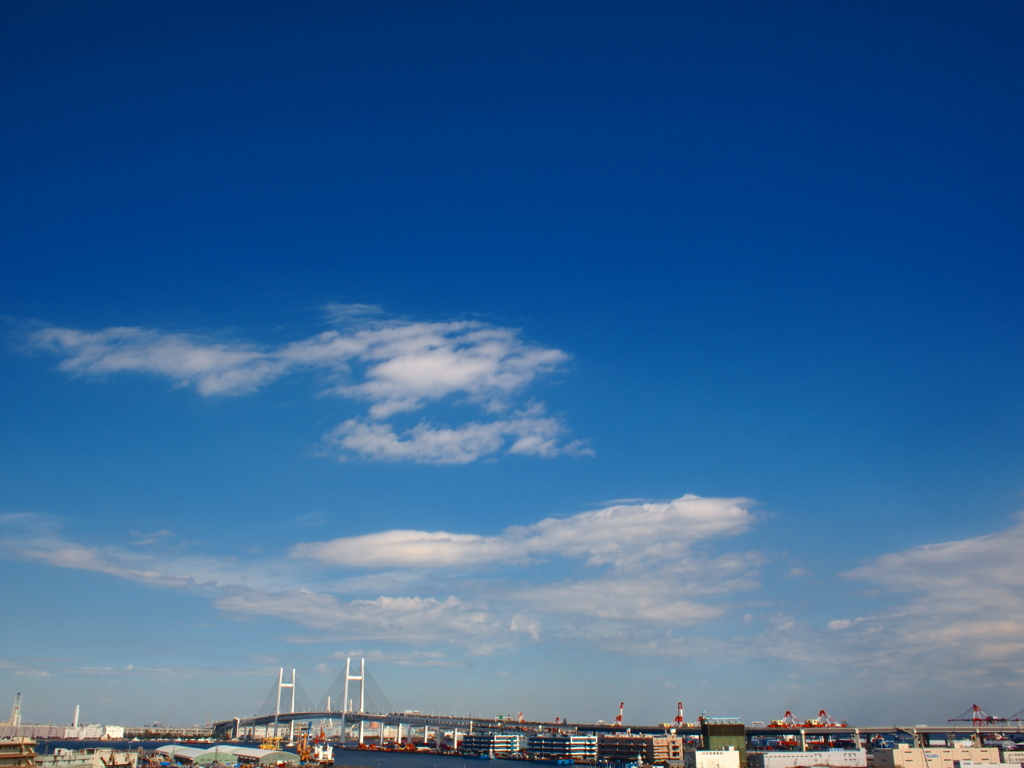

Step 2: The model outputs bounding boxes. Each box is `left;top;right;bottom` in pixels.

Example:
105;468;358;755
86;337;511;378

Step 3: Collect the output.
748;751;867;768
684;748;742;768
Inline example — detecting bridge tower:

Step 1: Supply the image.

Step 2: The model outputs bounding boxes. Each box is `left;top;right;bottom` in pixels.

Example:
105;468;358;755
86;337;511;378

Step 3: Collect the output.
272;668;297;740
340;657;366;745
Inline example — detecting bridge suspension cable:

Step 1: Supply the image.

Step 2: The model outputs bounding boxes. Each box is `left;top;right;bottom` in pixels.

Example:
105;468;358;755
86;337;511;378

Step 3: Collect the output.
292;679;314;713
258;680;281;718
363;671;394;714
318;661;393;713
252;667;311;720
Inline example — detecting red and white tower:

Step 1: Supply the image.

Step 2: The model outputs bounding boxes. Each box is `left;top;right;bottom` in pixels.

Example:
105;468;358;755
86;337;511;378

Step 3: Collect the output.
673;702;685;727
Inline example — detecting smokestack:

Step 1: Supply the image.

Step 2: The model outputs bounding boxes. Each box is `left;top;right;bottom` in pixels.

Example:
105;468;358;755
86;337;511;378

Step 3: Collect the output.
73;705;80;728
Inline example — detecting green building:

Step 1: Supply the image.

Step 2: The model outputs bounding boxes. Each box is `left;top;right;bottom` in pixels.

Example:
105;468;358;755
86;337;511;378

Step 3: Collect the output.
701;722;747;767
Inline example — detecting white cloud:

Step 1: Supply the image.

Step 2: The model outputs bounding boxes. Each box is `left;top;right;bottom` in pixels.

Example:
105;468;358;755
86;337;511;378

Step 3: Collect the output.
320;303;385;322
822;513;1024;684
326;648;465;668
295;529;503;568
24;312;583;464
323;404;587;464
293;495;756;568
29;326;286;396
214;590;514;648
518;578;727;625
333;324;568;417
0;496;762;659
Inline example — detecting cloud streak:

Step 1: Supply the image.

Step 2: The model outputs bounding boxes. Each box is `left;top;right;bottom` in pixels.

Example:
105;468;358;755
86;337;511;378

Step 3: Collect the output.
23;309;584;464
291;494;755;568
0;496;762;658
325;404;591;464
814;513;1024;686
13;495;1024;682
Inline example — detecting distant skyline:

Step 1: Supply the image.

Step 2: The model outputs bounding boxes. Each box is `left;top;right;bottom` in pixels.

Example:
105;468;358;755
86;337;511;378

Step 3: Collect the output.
2;0;1023;729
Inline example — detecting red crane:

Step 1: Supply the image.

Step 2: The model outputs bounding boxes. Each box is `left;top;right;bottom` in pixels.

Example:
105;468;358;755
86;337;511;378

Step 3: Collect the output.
769;711;802;728
814;710;847;727
614;702;624;727
949;705;1006;727
673;702;685;727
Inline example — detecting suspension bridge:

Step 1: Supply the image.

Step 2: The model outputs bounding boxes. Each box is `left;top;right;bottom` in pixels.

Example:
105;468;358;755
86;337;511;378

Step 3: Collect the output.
212;658;706;743
212;663;1024;748
212;658;510;742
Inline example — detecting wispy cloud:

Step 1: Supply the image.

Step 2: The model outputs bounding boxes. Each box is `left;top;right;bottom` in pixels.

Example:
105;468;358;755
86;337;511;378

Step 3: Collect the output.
215;590;518;649
21;309;585;464
24;497;1024;681
325;404;591;464
0;496;762;659
28;326;285;396
291;494;755;568
821;513;1024;685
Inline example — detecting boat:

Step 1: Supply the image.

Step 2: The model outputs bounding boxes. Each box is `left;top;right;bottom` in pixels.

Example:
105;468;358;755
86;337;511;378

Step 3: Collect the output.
37;748;138;768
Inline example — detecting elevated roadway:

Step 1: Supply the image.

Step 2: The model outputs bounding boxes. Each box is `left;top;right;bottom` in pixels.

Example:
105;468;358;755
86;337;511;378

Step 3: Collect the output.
214;711;1024;745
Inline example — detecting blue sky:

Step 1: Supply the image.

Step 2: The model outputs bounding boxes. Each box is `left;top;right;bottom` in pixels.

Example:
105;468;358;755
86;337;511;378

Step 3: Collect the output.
2;0;1024;729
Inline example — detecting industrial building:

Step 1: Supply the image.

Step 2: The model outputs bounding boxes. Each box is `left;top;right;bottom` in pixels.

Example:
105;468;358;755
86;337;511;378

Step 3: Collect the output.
0;725;124;740
0;727;65;740
702;722;747;767
63;725;124;740
684;748;742;768
153;746;207;764
747;750;867;768
873;746;1001;768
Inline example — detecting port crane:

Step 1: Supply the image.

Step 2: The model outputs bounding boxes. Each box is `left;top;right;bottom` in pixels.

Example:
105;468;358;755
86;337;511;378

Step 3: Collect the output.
769;711;802;728
813;710;846;727
949;705;1006;727
2;693;21;729
673;702;685;727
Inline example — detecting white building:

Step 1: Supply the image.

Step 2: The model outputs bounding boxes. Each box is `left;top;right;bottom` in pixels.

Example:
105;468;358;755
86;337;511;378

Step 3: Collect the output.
684;748;741;768
526;733;599;761
459;732;524;756
62;726;103;740
874;747;1001;768
748;750;867;768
